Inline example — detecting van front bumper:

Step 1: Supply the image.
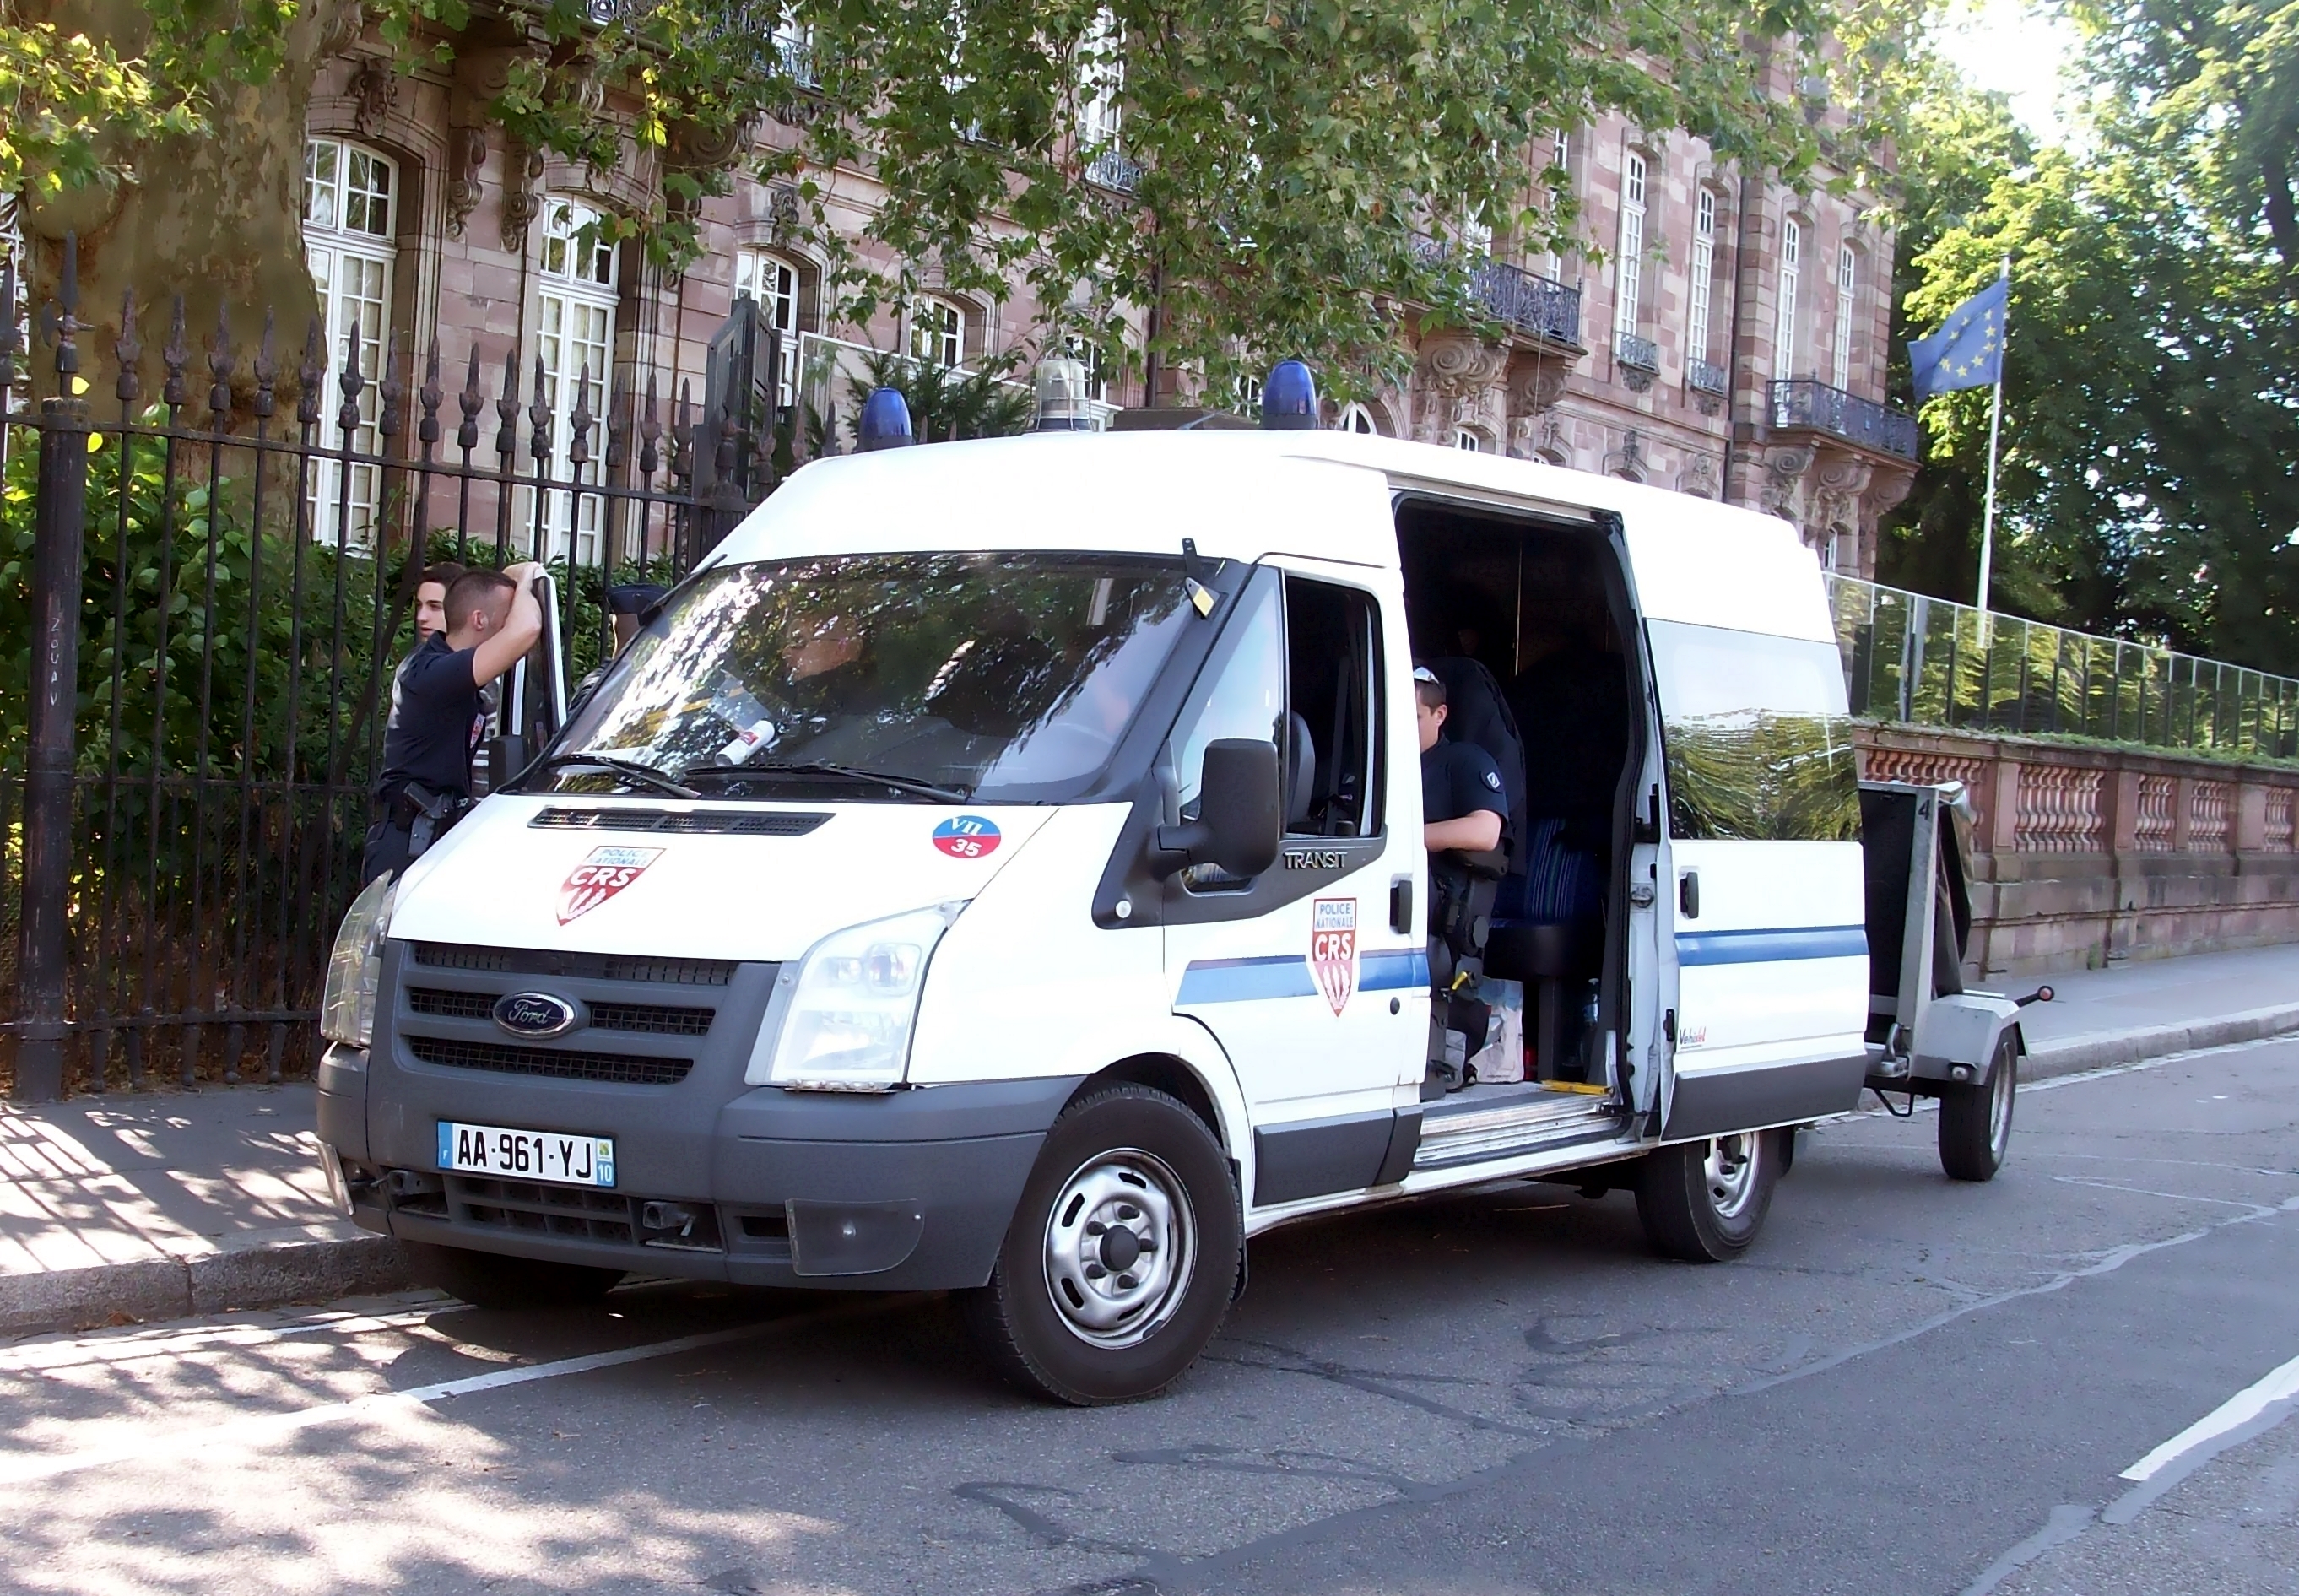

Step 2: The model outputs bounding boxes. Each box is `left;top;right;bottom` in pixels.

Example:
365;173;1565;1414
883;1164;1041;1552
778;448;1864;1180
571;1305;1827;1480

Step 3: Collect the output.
320;1041;1081;1293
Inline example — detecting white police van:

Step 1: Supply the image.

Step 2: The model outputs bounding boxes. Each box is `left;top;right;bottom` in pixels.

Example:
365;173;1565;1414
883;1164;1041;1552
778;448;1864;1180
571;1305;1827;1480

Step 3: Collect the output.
316;367;2039;1404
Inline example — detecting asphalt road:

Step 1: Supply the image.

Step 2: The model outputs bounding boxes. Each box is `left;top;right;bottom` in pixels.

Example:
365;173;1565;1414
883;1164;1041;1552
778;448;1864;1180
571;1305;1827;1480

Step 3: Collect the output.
2;1036;2295;1596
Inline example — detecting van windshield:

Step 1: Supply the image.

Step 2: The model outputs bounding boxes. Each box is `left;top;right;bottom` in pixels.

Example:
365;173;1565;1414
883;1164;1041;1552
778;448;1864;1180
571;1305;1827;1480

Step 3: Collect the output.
539;552;1196;803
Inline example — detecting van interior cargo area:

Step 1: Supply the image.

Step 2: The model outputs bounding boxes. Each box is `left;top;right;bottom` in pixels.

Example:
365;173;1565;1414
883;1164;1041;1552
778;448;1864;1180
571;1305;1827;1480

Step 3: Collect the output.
1396;500;1640;1108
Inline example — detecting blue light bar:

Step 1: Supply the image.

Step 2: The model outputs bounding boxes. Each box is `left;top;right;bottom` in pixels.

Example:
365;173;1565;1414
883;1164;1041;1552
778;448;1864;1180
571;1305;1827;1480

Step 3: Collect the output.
859;387;915;451
1260;360;1317;430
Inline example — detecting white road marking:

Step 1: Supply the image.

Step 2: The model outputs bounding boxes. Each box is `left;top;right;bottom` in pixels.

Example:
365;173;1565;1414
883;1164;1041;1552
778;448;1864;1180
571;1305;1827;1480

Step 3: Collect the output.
2120;1348;2299;1481
0;1299;901;1489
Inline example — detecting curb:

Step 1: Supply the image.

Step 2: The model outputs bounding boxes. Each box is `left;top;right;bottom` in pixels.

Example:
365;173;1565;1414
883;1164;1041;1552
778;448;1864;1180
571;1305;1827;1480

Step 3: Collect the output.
2022;1002;2299;1083
0;1224;412;1339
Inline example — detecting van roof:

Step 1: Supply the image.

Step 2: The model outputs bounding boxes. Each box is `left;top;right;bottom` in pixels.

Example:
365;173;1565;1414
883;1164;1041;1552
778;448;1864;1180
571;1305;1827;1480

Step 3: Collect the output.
716;429;1835;643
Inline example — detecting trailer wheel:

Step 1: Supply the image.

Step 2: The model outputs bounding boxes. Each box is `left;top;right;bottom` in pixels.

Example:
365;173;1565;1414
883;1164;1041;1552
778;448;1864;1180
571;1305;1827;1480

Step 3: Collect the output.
1634;1129;1781;1262
1939;1031;2017;1182
398;1241;623;1309
963;1084;1240;1405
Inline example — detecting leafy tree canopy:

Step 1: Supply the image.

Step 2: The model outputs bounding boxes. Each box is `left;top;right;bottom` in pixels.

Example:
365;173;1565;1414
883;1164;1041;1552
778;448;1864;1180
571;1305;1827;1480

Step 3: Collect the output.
1883;0;2299;675
14;0;1875;402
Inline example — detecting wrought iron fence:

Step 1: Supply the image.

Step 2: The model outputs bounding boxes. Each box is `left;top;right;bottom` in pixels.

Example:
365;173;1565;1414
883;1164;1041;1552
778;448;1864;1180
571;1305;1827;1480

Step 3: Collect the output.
0;241;772;1100
1830;575;2299;760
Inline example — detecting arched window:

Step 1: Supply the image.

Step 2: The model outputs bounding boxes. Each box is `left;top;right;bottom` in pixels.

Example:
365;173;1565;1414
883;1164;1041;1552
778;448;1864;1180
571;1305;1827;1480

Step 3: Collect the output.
1453;428;1482;452
736;250;805;405
1338;402;1380;435
303;136;398;546
910;296;965;369
535;197;620;565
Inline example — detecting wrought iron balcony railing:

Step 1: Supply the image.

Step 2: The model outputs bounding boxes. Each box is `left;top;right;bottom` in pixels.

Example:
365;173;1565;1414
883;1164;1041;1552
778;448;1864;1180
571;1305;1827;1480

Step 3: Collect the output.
1085;147;1142;193
1614;331;1659;371
1411;237;1582;348
1769;378;1919;460
1686;358;1729;397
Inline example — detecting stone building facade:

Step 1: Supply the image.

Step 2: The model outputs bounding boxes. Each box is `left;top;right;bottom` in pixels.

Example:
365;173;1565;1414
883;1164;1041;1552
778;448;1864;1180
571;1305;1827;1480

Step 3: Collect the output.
298;25;1918;572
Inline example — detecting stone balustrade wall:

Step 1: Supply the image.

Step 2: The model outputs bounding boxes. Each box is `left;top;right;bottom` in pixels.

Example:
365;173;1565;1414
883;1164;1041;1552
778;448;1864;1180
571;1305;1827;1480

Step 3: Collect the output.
1854;725;2299;977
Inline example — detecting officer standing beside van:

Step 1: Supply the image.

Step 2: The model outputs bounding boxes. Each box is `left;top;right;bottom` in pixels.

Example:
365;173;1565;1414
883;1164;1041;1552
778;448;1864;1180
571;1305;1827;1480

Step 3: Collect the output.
362;563;544;883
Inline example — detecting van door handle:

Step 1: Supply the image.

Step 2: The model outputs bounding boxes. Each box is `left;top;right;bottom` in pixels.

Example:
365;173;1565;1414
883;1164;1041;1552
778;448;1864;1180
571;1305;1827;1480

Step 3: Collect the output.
1389;876;1414;934
1678;869;1700;919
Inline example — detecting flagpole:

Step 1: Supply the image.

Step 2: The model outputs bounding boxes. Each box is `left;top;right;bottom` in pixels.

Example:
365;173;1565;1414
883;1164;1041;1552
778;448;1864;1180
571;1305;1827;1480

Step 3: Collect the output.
1975;257;2010;618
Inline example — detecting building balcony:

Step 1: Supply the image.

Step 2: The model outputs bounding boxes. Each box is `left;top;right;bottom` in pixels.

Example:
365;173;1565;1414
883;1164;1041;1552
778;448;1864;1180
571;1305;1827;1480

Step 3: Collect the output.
1614;331;1658;392
1687;358;1728;397
1768;378;1918;461
1085;147;1142;194
1410;237;1583;351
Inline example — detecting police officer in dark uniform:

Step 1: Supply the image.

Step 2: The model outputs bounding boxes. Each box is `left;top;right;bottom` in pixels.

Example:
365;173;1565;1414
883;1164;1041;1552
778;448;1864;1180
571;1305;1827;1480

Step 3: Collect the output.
1416;663;1509;1094
1416;664;1507;852
361;562;544;884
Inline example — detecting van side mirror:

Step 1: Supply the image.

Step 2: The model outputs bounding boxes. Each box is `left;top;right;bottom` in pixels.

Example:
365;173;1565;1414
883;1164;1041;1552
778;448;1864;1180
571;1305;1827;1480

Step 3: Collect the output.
1152;738;1282;879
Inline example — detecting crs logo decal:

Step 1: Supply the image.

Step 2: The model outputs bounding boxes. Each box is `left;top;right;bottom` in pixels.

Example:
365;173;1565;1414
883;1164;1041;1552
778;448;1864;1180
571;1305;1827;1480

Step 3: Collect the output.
932;814;1002;859
1483;768;1502;791
1310;897;1358;1015
558;846;664;924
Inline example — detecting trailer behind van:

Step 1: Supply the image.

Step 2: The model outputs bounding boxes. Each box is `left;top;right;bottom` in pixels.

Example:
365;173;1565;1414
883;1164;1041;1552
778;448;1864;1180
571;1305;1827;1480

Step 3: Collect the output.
316;393;2042;1403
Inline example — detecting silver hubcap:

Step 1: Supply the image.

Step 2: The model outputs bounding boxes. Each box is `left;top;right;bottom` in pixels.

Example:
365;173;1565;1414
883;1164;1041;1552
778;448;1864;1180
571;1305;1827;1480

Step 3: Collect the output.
1042;1149;1197;1349
1988;1050;2016;1156
1703;1133;1762;1221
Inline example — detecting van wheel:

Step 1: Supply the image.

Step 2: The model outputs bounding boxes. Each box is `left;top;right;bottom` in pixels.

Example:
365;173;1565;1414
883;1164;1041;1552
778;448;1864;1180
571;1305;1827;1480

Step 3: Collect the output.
1939;1033;2017;1182
398;1241;623;1309
1634;1129;1780;1262
963;1084;1241;1405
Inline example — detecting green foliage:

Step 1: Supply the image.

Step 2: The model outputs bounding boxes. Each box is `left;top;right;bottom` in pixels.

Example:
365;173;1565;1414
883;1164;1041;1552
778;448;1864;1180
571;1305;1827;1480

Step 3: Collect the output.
0;425;393;787
333;0;1847;401
1883;1;2299;676
828;347;1034;449
0;19;202;199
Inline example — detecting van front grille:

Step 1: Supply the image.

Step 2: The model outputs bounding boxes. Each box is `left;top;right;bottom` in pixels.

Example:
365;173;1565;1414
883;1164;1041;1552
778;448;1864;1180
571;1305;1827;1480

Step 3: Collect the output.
406;987;715;1036
587;1001;716;1036
408;987;494;1020
412;943;738;987
407;1036;693;1086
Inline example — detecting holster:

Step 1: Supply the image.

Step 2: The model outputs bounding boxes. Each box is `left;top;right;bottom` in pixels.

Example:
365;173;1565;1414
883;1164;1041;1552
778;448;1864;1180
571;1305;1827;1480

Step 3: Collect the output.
391;782;471;862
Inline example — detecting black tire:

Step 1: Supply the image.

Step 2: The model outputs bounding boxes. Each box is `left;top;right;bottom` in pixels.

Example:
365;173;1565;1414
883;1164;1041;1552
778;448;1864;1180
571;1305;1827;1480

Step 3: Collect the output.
963;1084;1241;1405
1634;1128;1782;1262
1939;1031;2017;1182
399;1240;624;1309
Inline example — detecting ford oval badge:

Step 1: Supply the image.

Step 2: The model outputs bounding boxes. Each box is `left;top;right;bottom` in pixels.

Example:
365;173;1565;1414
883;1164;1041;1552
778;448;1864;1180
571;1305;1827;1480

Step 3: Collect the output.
493;991;578;1039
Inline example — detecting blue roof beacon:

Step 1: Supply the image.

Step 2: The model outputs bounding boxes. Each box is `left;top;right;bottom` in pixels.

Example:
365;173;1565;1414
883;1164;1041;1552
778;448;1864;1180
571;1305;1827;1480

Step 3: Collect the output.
1260;359;1318;430
859;387;916;451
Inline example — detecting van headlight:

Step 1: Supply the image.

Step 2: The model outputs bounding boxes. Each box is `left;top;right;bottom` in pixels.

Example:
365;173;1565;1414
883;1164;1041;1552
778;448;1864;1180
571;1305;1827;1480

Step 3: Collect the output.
320;873;398;1049
749;904;964;1091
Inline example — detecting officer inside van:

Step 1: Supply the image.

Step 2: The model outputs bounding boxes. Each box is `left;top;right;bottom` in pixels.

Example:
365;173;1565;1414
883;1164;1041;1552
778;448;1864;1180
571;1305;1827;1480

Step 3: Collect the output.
1416;664;1507;853
1418;663;1509;1093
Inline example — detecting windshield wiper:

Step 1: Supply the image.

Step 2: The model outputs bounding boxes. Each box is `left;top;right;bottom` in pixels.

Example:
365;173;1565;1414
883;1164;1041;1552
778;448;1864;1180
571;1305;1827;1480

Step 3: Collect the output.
526;754;700;799
683;759;972;803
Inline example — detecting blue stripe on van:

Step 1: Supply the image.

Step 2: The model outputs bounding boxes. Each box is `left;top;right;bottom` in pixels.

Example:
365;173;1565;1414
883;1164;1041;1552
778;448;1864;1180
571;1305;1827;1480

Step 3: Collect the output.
1177;955;1317;1004
1360;949;1431;991
1675;925;1869;966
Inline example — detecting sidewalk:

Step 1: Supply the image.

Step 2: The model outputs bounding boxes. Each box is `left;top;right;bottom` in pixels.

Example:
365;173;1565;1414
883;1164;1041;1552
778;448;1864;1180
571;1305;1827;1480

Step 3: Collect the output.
3;942;2296;1339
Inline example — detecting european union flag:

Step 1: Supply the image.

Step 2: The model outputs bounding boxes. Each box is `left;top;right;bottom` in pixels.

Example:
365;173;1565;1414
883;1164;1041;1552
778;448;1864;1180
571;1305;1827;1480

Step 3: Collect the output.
1908;276;2009;400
